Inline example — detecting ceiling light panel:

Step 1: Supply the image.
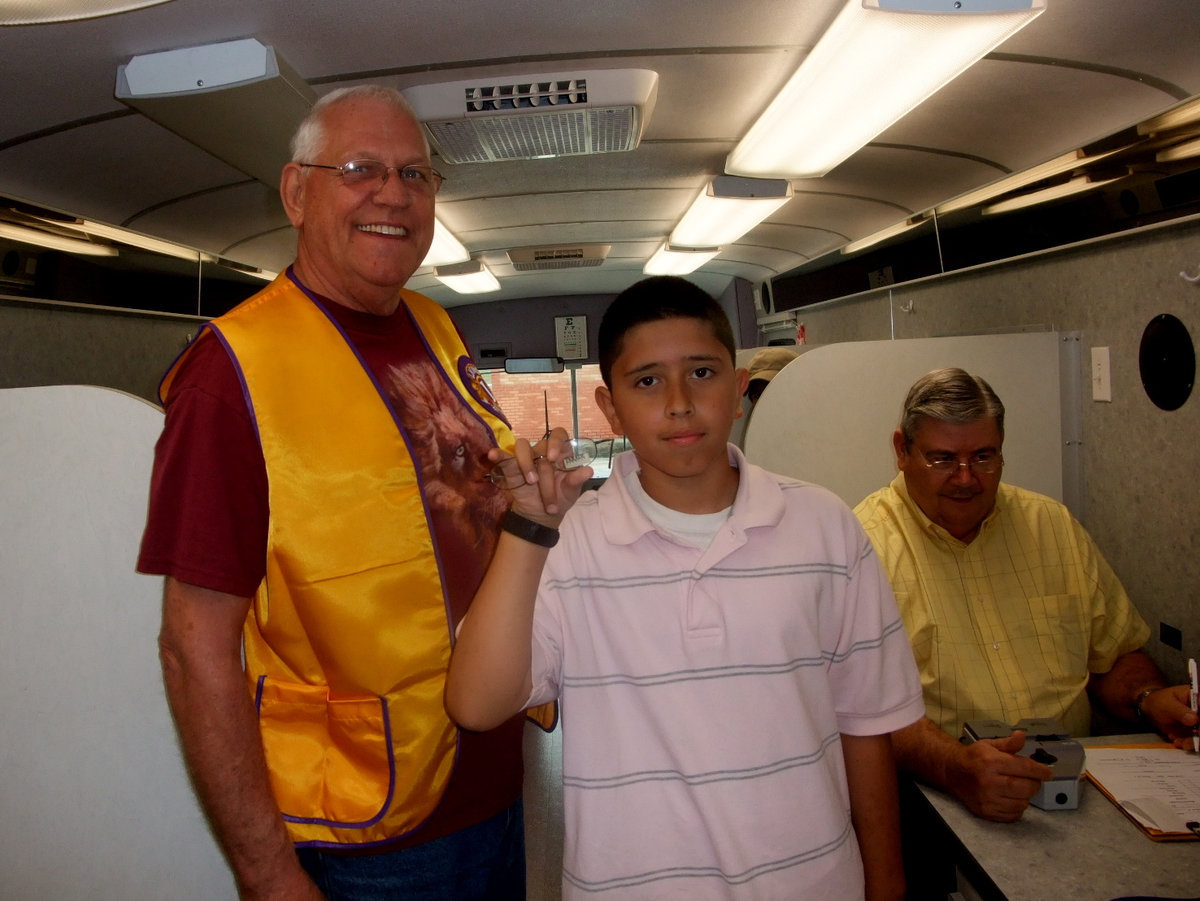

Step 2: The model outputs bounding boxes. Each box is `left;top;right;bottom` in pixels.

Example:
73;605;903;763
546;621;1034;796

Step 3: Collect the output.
421;219;471;268
435;259;501;294
643;243;720;276
1;0;173;26
0;221;118;257
982;174;1121;215
671;176;793;247
726;0;1046;179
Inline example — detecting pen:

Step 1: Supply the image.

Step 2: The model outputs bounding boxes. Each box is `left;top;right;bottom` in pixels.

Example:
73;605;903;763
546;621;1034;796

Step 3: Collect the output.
1190;657;1199;754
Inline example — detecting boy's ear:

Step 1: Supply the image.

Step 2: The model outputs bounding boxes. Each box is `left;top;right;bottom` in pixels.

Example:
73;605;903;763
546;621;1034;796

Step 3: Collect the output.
734;366;750;401
595;384;624;435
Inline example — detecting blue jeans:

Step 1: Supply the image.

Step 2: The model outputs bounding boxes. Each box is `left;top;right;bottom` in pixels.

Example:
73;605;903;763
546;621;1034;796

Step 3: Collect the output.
296;799;526;901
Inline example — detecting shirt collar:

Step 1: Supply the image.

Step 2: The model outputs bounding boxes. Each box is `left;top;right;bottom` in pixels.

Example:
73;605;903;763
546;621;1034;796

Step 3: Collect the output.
596;443;784;545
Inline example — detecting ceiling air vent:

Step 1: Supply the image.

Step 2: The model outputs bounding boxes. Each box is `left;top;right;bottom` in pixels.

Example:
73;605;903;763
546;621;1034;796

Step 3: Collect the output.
508;244;611;271
403;70;658;164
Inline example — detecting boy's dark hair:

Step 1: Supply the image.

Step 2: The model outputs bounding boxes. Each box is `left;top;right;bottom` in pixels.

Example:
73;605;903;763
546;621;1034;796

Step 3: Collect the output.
597;276;736;387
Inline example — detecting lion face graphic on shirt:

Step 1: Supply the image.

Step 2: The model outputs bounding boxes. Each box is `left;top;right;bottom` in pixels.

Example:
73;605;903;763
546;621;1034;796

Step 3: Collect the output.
385;360;506;553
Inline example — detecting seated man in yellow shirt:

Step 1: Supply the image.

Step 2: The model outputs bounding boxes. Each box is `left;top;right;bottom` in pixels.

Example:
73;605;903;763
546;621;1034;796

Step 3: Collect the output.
854;368;1197;823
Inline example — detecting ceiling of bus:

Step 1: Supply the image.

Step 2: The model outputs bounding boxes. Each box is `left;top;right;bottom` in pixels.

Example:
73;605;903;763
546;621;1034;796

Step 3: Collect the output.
2;0;1200;309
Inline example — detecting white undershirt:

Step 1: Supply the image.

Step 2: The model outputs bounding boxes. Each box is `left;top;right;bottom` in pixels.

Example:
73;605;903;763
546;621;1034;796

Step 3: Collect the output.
623;468;733;548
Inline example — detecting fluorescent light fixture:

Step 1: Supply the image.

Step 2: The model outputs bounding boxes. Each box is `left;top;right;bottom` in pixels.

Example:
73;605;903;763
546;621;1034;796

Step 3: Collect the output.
726;0;1046;179
422;218;471;267
842;216;927;254
1156;135;1200;164
1;0;174;26
1138;97;1200;135
937;147;1123;215
435;259;500;294
670;176;793;247
70;219;201;261
643;243;720;276
0;221;118;257
982;174;1121;215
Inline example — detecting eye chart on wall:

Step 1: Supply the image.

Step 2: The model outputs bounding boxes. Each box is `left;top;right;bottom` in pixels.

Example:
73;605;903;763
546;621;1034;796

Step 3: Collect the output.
554;315;588;361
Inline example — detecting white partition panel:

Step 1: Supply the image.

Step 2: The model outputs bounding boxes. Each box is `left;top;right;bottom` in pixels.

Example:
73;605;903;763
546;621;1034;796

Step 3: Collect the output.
742;333;1064;508
0;386;235;900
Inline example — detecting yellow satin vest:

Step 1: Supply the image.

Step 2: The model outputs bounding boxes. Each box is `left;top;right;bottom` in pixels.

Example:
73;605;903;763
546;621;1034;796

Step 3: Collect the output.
163;274;516;846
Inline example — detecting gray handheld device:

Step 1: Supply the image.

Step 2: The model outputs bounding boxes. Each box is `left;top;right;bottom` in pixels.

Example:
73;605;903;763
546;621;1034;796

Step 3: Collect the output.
960;717;1085;810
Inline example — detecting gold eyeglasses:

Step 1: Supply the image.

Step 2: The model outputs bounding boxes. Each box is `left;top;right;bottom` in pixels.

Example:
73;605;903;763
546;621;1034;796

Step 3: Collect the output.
300;159;445;195
916;447;1004;476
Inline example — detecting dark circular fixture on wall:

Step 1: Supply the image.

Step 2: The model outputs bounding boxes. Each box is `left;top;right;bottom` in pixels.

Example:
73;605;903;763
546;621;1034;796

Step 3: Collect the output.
1138;314;1194;411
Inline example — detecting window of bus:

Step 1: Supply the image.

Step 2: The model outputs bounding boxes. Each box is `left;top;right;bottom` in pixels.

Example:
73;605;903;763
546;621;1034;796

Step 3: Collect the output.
485;363;630;481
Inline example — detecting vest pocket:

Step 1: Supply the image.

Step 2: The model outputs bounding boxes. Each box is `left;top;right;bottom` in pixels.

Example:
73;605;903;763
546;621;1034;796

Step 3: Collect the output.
255;676;394;828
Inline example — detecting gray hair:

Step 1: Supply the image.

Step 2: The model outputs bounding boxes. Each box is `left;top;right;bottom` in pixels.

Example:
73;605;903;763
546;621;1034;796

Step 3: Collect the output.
899;368;1005;444
290;85;429;163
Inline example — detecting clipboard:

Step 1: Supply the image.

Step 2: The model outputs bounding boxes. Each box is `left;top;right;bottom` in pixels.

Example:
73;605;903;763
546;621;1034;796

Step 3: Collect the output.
1084;743;1200;841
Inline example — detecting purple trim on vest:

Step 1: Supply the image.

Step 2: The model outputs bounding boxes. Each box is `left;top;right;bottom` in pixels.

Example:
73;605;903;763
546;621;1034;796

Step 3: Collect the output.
203;323;261;447
394;301;502;636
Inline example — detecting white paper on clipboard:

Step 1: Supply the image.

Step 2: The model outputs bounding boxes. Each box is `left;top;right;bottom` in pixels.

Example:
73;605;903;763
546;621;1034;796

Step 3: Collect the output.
1085;746;1200;836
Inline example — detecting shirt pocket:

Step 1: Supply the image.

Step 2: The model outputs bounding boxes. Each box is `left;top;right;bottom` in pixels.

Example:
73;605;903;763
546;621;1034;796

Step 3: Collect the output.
255;676;394;828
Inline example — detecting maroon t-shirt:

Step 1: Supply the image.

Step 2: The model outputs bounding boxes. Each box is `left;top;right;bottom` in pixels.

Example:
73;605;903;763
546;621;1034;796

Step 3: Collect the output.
138;277;524;850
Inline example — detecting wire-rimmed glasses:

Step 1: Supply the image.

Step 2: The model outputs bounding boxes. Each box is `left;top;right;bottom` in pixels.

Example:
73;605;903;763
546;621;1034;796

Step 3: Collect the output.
916;448;1004;476
299;160;445;195
484;438;598;490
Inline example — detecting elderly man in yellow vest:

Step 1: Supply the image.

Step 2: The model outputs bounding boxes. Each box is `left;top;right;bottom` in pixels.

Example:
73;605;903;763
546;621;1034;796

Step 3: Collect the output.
854;368;1196;823
139;86;531;899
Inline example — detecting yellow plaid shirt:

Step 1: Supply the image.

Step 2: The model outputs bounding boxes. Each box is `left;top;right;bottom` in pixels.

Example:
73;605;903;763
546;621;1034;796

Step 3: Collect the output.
854;474;1149;739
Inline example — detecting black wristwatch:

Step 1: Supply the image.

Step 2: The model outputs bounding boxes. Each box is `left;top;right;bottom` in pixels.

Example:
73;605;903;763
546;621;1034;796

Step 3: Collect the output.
501;510;560;548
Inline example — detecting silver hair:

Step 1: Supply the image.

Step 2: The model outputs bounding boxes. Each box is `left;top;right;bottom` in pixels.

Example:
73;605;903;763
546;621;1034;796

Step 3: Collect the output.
289;85;429;163
898;368;1005;444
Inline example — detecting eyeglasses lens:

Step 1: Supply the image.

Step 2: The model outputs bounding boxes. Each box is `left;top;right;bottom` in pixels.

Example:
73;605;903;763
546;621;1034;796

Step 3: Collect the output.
929;458;1000;475
342;161;442;194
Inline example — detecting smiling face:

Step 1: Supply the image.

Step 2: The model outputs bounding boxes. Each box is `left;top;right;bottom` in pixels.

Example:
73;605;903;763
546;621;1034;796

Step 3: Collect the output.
894;416;1004;543
281;95;435;315
595;316;748;513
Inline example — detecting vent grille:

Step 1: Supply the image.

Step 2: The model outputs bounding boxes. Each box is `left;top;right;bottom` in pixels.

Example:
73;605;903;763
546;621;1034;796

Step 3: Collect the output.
427;107;638;164
464;78;588;112
405;69;657;165
508;244;611;271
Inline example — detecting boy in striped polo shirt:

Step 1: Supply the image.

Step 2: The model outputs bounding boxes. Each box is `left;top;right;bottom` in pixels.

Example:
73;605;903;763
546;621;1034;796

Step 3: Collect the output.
448;276;923;900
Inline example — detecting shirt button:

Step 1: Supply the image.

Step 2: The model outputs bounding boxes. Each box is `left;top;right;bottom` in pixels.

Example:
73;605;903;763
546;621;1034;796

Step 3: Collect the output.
992;643;1000;650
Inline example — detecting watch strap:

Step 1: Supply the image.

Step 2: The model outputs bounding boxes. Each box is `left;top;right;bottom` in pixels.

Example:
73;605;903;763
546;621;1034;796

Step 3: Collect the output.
501;509;560;548
1133;685;1163;720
